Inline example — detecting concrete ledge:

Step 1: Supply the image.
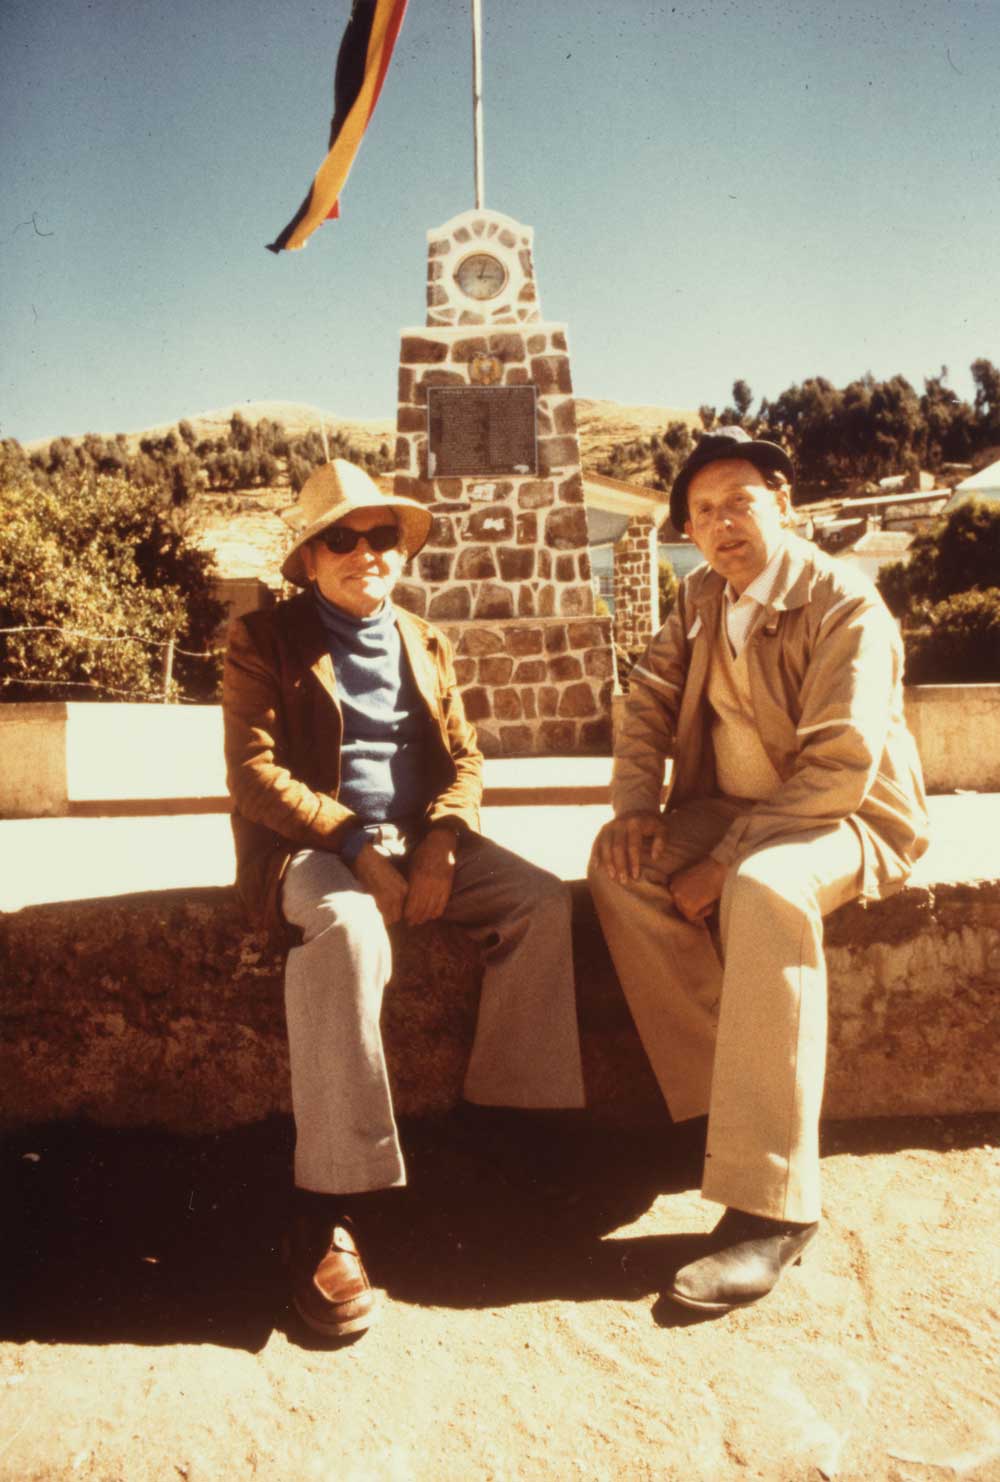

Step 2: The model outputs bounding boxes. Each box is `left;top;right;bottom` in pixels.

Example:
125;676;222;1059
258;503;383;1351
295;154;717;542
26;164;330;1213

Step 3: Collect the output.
903;684;1000;792
4;688;1000;818
0;703;69;818
2;877;997;1132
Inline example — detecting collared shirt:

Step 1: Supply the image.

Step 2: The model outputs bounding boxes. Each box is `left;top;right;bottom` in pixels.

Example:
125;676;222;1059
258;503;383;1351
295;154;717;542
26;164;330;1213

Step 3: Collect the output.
724;538;788;657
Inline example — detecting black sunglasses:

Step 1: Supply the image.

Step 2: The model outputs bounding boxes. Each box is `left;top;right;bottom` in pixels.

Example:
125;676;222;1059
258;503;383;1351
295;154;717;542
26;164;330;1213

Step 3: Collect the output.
317;523;400;556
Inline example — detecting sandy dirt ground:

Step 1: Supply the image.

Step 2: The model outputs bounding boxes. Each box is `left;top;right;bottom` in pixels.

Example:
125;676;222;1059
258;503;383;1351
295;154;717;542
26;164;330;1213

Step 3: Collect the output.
3;1112;998;1482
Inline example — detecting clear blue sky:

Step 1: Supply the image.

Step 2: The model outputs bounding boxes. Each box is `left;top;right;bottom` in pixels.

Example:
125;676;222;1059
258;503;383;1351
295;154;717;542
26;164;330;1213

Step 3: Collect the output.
2;0;997;444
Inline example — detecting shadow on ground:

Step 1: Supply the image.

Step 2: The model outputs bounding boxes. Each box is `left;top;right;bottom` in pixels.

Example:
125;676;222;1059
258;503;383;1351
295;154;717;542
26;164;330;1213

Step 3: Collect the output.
4;1111;995;1353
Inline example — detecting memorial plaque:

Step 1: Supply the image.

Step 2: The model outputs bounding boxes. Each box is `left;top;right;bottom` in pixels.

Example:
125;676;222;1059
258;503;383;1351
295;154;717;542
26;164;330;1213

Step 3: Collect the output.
427;386;537;477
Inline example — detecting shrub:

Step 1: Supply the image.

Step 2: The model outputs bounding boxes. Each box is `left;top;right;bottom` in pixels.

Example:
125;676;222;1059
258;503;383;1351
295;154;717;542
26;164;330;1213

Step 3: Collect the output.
0;461;224;702
658;557;678;622
878;498;1000;616
903;589;1000;684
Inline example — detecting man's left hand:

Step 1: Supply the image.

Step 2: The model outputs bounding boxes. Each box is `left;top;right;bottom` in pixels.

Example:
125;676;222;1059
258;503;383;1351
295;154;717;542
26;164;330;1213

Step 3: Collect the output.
404;827;459;925
668;856;727;923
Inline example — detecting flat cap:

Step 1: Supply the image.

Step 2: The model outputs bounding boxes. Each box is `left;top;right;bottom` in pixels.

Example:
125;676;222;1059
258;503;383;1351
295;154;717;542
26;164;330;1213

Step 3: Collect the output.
670;426;794;530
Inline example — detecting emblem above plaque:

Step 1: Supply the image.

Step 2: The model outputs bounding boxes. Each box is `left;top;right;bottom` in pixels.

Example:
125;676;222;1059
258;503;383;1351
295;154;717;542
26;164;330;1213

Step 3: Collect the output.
469;354;503;386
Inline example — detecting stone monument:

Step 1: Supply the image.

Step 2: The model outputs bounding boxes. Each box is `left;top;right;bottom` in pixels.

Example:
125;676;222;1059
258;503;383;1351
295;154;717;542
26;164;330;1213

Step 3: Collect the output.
392;207;613;755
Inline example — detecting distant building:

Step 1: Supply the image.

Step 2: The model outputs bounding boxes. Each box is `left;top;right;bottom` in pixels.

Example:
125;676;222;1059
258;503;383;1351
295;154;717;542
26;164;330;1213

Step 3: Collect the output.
877;470;936;493
211;576;275;642
944;457;1000;511
835;530;914;587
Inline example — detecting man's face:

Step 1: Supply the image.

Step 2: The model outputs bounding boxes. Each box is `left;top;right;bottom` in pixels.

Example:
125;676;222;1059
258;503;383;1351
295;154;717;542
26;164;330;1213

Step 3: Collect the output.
684;458;790;595
302;507;404;618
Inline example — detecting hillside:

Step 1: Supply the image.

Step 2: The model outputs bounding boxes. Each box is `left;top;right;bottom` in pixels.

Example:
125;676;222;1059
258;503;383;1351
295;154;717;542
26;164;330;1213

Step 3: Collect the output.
23;397;688;478
134;402;396;460
574;398;699;472
19;396;693;582
22;402;396;462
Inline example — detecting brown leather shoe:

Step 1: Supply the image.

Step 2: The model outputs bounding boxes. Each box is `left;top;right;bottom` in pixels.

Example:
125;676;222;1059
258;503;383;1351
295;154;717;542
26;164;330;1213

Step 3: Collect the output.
288;1213;376;1339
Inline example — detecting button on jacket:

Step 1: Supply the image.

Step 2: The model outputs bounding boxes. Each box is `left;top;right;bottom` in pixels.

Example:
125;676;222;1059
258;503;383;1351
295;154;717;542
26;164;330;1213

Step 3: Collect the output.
614;533;929;898
223;591;483;944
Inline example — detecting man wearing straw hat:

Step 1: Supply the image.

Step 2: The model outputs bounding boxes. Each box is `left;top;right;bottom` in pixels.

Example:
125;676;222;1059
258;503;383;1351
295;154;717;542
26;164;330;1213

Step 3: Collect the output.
223;458;584;1340
589;427;928;1315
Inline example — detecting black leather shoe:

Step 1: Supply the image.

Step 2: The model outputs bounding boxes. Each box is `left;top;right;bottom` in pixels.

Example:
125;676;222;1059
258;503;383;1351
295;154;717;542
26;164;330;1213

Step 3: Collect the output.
668;1207;819;1313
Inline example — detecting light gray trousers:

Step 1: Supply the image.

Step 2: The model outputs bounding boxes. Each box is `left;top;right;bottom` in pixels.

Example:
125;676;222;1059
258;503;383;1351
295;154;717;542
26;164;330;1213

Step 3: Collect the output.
280;828;585;1195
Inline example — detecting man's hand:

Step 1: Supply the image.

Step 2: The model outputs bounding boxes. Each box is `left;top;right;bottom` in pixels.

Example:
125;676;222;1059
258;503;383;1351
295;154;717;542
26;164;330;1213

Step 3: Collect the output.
591;810;668;883
403;827;458;925
668;856;727;923
351;844;409;926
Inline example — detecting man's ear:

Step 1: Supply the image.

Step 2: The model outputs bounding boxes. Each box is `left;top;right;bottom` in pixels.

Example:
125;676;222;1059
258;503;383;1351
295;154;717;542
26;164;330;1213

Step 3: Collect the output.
300;540;318;583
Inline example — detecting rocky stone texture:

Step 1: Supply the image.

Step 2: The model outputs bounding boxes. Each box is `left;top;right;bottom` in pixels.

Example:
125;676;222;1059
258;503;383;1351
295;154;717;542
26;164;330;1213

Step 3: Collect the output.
434;619;613;756
395;208;613;754
2;879;996;1134
613;512;660;652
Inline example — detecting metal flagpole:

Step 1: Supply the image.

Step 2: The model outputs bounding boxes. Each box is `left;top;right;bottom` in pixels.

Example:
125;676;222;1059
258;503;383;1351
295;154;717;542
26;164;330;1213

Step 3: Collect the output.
471;0;484;208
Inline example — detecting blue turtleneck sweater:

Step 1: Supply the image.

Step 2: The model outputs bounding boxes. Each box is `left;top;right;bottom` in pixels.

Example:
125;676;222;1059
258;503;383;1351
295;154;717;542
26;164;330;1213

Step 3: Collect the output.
314;591;434;861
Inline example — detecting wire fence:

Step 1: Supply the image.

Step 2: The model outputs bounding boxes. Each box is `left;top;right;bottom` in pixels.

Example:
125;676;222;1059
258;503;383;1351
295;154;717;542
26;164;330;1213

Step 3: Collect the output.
0;624;222;703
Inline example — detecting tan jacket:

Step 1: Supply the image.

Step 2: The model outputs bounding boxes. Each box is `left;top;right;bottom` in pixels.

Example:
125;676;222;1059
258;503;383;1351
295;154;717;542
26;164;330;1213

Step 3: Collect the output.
223;591;483;940
613;534;929;900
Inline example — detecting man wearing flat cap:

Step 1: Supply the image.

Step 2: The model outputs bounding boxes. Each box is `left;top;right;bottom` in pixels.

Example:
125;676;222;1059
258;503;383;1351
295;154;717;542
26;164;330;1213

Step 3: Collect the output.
223;459;584;1340
590;426;928;1313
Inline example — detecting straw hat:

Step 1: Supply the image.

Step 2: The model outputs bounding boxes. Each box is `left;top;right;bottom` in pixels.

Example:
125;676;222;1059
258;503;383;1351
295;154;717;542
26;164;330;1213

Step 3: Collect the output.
280;459;432;586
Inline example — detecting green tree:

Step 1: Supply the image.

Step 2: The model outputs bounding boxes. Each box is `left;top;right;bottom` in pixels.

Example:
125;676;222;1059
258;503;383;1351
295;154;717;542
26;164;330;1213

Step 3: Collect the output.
658;557;678;620
763;376;843;489
921;368;975;469
971;357;1000;444
877;498;1000;682
903;590;1000;683
0;457;224;702
229;412;255;453
731;379;754;423
878;498;1000;616
651;420;695;494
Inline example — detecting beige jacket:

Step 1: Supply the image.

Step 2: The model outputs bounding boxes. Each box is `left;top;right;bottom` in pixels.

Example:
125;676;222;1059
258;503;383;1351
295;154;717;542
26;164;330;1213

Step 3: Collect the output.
613;534;929;900
223;591;483;941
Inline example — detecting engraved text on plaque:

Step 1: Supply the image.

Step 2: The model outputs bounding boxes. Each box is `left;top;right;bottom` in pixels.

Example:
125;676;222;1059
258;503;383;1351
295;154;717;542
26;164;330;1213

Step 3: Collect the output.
427;386;538;477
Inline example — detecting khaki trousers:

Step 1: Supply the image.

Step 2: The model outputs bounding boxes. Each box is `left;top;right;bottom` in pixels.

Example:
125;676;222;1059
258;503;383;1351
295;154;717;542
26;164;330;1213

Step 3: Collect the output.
588;798;863;1222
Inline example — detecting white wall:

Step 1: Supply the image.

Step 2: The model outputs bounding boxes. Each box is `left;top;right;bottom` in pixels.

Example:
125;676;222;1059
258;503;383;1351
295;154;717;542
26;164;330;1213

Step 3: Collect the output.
2;688;1000;817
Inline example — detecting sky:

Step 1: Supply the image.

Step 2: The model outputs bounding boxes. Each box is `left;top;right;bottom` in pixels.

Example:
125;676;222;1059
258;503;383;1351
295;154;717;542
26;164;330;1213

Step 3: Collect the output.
2;0;998;445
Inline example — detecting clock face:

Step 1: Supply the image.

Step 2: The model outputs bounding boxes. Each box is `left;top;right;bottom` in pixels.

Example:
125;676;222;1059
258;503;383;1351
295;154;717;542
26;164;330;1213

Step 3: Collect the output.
455;252;508;301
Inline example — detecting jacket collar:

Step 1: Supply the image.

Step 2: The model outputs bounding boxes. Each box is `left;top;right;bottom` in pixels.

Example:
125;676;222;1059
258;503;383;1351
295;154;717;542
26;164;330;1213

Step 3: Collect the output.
285;589;338;704
760;534;816;614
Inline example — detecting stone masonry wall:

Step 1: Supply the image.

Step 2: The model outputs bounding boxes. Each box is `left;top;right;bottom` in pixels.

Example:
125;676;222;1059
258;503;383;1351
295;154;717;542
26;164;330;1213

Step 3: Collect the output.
392;212;613;755
4;876;997;1132
613;513;659;653
434;615;613;757
392;325;612;753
